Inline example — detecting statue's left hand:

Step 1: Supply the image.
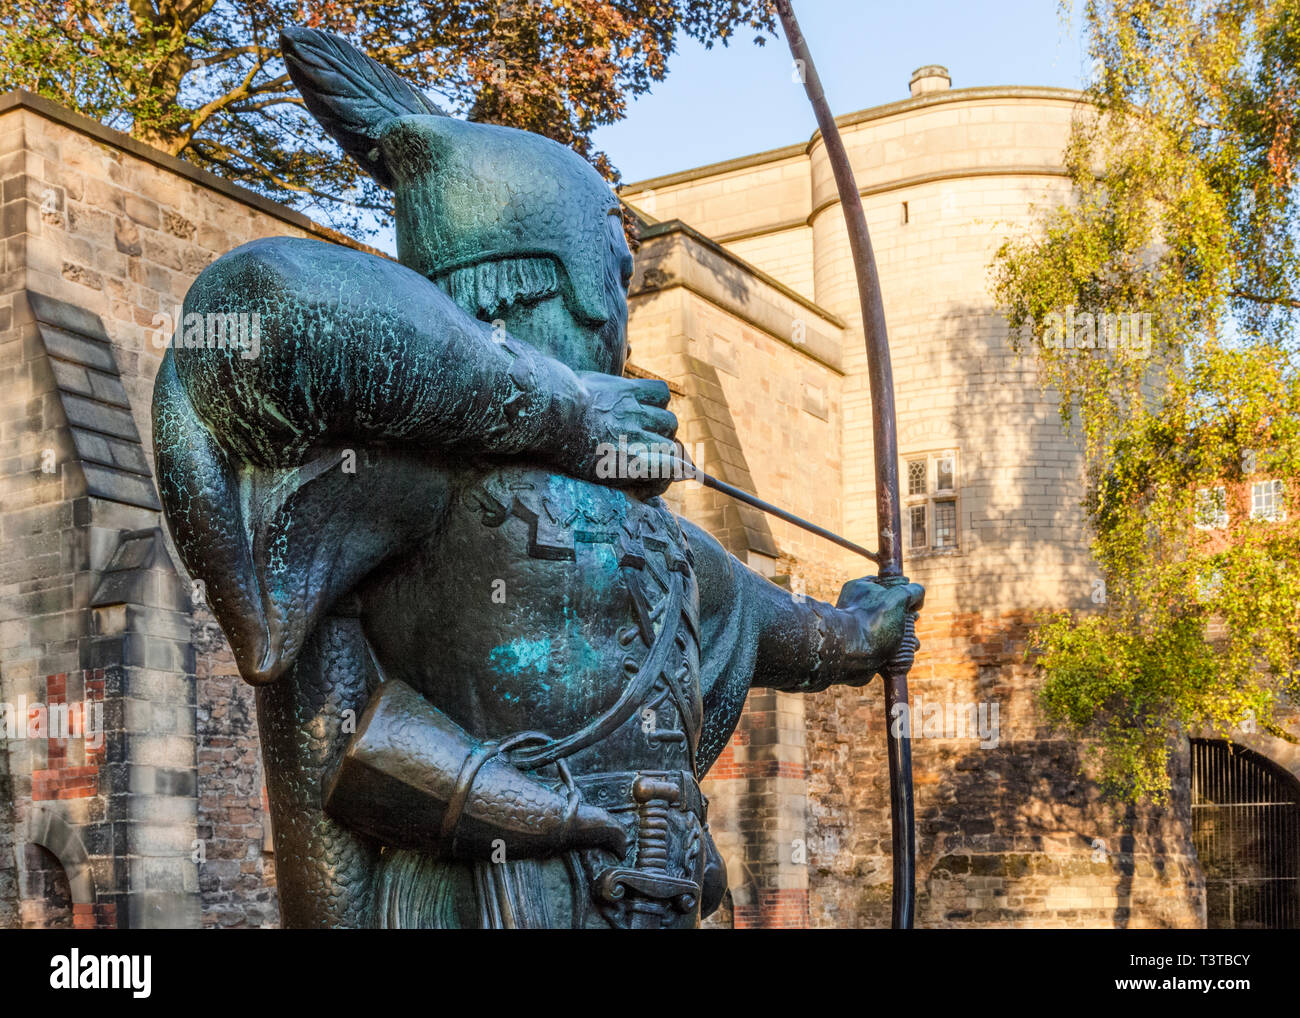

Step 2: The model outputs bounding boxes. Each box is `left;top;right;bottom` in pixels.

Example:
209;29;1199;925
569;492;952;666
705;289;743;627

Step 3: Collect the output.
835;578;925;685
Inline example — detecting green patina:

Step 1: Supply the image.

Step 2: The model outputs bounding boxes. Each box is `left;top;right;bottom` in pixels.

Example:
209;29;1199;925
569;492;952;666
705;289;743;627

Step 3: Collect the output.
488;637;553;679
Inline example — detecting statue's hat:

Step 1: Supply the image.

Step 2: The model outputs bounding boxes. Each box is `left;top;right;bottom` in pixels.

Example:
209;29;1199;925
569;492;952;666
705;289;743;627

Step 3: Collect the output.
281;27;620;324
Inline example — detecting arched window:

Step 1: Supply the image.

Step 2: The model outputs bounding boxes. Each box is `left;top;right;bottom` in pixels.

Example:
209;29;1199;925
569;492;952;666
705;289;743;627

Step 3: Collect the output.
1191;739;1300;928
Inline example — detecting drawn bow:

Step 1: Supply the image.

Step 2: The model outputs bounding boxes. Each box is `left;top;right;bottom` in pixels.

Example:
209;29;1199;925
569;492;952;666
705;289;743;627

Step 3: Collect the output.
775;0;918;930
688;1;920;929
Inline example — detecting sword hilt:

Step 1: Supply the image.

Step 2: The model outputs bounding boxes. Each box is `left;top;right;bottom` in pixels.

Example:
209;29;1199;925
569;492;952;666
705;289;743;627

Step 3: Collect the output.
630;777;677;928
632;776;678;874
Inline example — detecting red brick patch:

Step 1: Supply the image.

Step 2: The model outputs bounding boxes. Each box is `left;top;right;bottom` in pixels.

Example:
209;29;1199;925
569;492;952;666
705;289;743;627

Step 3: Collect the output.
32;764;98;801
72;902;118;930
735;888;809;929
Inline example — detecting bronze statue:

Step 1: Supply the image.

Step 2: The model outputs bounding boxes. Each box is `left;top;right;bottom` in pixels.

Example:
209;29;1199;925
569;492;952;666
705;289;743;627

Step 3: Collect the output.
152;26;923;928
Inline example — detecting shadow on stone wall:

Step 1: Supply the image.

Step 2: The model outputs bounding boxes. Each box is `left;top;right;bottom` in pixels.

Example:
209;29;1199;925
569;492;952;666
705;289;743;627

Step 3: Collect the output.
0;751;15;926
918;740;1201;928
805;301;1204;927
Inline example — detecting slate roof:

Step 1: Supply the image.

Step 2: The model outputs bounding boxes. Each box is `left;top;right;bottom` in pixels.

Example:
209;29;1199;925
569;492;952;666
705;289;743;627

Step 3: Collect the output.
28;291;162;511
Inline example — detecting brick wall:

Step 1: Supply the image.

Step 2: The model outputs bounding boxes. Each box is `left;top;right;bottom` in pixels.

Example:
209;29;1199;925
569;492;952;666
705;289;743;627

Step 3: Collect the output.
193;607;277;927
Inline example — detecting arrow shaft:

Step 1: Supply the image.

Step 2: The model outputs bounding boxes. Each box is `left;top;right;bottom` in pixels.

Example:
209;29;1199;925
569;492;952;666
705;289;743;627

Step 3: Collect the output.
696;471;880;563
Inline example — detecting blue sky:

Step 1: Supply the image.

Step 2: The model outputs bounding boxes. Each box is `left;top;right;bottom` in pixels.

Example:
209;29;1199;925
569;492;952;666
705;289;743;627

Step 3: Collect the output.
594;0;1089;186
361;2;1088;251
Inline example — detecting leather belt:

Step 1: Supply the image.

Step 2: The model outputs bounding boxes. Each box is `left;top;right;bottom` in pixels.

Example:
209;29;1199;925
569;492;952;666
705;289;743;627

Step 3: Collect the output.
574;769;704;818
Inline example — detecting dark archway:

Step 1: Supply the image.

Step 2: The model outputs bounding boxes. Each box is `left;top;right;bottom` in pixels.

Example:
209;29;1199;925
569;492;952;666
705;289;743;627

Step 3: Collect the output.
22;844;73;929
1191;739;1300;928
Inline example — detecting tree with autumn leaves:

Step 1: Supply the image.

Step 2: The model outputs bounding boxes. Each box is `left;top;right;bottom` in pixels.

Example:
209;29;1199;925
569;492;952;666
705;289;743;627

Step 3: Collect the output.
994;0;1300;798
0;1;773;234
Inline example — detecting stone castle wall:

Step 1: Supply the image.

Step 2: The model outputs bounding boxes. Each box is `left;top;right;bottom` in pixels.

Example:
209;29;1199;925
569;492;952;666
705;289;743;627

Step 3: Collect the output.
622;81;1206;927
0;93;347;926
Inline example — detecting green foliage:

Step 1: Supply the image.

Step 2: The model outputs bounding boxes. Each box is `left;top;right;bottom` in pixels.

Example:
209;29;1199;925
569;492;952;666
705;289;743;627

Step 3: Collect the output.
994;0;1300;799
0;1;773;236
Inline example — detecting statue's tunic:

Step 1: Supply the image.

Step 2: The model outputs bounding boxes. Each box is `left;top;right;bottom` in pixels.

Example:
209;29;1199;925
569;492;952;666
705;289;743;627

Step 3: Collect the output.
348;463;748;928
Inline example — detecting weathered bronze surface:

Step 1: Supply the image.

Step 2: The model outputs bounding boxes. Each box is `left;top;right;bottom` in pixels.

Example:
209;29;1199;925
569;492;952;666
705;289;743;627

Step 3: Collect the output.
152;26;923;928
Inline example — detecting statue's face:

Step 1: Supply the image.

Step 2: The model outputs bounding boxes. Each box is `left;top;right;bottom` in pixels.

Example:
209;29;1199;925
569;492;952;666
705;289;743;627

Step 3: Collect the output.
487;212;633;375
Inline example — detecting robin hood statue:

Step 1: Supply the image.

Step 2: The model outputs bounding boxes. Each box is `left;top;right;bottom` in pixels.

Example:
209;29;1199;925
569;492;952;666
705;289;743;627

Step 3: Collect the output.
152;27;924;929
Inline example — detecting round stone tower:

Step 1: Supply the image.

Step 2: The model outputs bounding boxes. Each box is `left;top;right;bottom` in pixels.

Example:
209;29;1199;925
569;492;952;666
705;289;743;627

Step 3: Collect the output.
622;69;1207;928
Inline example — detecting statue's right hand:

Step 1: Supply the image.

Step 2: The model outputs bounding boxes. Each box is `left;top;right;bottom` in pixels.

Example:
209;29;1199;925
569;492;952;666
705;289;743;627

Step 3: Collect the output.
559;372;681;495
571;801;630;857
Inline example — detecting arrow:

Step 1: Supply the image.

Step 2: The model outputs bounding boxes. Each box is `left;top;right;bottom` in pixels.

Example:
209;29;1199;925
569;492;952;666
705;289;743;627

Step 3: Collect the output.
695;470;879;563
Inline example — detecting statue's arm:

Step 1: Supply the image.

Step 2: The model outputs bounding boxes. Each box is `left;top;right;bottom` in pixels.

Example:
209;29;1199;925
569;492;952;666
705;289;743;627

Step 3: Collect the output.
175;236;674;478
686;517;922;705
687;520;878;700
322;679;626;860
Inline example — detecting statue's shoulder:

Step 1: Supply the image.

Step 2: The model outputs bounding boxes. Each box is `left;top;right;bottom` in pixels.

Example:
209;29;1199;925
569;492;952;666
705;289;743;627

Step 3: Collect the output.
194;236;339;296
205;235;382;279
195;235;440;309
